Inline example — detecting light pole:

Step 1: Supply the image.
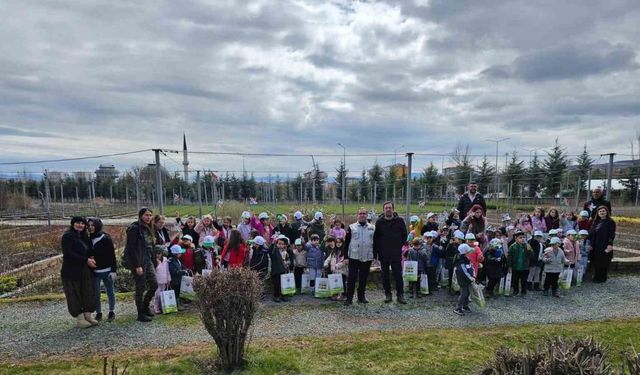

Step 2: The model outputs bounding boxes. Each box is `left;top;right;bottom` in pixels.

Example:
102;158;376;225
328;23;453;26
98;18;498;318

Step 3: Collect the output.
338;143;347;221
485;138;509;200
393;145;405;202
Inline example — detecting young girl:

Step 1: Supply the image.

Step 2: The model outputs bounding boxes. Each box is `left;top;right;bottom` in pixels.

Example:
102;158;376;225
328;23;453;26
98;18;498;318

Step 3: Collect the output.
424;231;443;291
238;211;253;241
194;235;217;274
531;207;547;233
527;231;545;291
577;210;592;231
464;233;484;277
563;229;580;284
270;236;290;303
578;229;590;273
545;208;561;231
168;244;188;309
407;238;427;299
249;236;270;295
461;205;488;247
542;237;569;297
484;238;505;297
292;238;307;293
324;236;348;301
154;248;171;314
194;214;219;247
179;235;196;272
561;211;578;233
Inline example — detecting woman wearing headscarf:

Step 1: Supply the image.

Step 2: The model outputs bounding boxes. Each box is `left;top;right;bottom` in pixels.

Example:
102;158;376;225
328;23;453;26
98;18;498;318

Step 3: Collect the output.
61;216;98;328
87;217;117;322
589;206;616;283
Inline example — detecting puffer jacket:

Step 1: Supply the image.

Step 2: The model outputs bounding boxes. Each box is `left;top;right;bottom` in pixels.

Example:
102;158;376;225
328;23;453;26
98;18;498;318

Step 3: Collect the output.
563;238;580;265
305;243;324;270
373;213;408;262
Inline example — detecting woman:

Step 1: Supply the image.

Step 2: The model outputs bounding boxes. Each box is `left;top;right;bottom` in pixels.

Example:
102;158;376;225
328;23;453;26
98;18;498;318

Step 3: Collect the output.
545;208;560;231
123;207;158;322
461;204;488;245
61;216;98;328
181;216;200;248
220;229;248;268
589;206;616;283
153;214;171;253
88;217;117;322
194;214;218;247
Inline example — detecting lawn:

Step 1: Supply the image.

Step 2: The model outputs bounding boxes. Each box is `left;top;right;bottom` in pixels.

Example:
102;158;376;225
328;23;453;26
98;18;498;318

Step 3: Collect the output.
3;318;639;375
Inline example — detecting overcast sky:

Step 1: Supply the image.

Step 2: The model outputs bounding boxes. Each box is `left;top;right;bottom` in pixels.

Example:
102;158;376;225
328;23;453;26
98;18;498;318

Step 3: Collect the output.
0;0;639;179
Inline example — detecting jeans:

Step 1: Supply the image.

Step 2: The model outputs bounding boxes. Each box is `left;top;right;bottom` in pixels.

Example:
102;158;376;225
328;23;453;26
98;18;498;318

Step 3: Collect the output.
346;259;371;301
308;268;322;292
456;284;470;310
380;259;404;297
271;274;282;298
527;266;542;283
94;271;116;314
134;259;158;312
294;266;305;291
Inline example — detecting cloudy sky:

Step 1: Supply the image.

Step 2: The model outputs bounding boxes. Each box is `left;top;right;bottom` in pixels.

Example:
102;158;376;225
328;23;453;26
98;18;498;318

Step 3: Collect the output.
0;0;639;179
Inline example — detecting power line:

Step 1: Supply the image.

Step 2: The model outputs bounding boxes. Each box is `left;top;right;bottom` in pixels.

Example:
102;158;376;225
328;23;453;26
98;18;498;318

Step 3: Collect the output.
0;149;152;166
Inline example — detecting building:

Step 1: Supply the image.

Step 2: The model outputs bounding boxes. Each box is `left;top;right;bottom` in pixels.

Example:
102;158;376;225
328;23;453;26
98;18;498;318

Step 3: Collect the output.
303;170;328;181
46;171;68;182
386;163;408;178
95;164;120;179
73;171;94;181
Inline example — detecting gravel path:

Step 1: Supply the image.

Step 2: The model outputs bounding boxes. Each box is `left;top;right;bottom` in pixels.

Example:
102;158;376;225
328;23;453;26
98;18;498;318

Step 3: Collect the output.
2;275;640;361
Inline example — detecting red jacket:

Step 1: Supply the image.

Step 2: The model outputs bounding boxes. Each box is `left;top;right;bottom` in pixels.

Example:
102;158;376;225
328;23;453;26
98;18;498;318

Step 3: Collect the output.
181;247;195;272
221;243;248;268
467;245;484;275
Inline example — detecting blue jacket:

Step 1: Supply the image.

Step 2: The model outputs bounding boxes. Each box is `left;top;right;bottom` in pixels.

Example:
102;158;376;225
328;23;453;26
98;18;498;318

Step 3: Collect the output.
455;257;475;287
168;256;187;287
305;243;325;270
407;248;428;273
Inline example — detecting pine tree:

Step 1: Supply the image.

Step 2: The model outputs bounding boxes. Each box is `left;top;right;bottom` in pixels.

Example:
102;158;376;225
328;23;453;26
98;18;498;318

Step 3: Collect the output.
368;162;385;202
451;143;474;194
504;151;526;197
419;162;440;198
525;152;544;197
476;156;496;196
543;139;570;197
575;145;594;191
358;169;369;202
335;160;347;202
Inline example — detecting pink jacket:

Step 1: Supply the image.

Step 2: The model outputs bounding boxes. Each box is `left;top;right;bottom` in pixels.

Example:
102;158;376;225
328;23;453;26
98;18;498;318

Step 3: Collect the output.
563;238;580;265
194;221;218;246
250;216;273;243
329;227;346;239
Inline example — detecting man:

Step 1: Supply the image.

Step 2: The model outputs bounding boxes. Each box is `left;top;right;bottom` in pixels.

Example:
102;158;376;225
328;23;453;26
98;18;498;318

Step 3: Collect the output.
373;201;408;304
344;207;375;306
583;186;612;219
457;182;486;216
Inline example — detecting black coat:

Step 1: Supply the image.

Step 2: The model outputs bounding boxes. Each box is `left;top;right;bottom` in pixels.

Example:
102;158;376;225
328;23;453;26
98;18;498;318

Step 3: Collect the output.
528;238;544;267
457;192;487;216
60;229;92;281
373;213;408;262
124;221;154;269
589;218;616;266
583;198;612;219
88;233;117;272
274;224;297;244
421;222;439;235
484;248;505;279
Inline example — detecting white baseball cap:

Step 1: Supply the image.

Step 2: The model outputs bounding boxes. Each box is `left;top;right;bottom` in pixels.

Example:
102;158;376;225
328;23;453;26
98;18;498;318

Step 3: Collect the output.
253;236;266;246
566;229;577;236
578;230;589;236
424;231;435;238
294;211;303;220
426;212;436;219
550;237;561;245
410;215;419;223
458;244;471;254
534;231;543;237
453;230;465;240
465;233;476;240
258;212;269;220
170;245;185;254
314;212;323;220
182;234;193;242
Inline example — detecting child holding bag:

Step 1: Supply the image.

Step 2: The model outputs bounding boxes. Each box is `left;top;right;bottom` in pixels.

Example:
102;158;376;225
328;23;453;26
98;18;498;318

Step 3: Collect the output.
154;248;171;314
168;244;189;310
542;237;569;297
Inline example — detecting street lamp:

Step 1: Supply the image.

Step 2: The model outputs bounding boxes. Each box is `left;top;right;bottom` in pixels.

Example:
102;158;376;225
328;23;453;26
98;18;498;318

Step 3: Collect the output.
485;138;510;200
337;143;347;221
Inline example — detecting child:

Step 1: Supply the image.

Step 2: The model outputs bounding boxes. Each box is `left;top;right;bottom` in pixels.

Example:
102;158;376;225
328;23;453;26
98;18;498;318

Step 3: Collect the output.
270;235;290;302
329;218;346;239
542;237;569;297
422;212;439;234
305;234;325;293
424;231;443;291
407;238;427;298
445;230;465;294
154;247;171;314
577;229;590;273
249;236;270;298
561;212;578;233
577;210;592;231
168;244;188;310
179;234;196;272
409;215;424;237
324;236;348;301
507;231;533;296
453;244;475;316
464;233;484;277
527;231;545;291
531;207;547;233
484;239;505;298
292;238;307;294
563;229;580;284
238;211;253;241
194;235;216;275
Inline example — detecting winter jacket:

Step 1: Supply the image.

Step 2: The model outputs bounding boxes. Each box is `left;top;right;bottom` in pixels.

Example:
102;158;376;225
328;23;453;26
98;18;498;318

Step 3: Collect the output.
155;227;171;250
249;216;273;242
194;248;215;274
542;247;568;273
181;227;200;249
373;213;408;262
528;238;544;268
237;222;252;241
467;245;484;275
249;245;270;275
577;219;592;231
168;256;188;287
194;221;217;247
324;249;348;276
579;239;590;268
455;257;475;287
221;243;248;268
88;233;117;273
508;242;533;271
445;242;459;269
305;243;325;270
421;221;439;235
61;229;92;281
457;192;486;217
407;248;428;273
124;221;155;269
274;223;297;244
290;219;305;239
269;246;288;276
345;221;375;262
589;218;616;265
292;246;307;268
181;247;195;272
561;218;577;233
155;257;171;285
583;198;612;219
531;216;547;233
484;247;505;279
307;220;326;242
329;226;346;239
563;238;580;265
544;216;560;230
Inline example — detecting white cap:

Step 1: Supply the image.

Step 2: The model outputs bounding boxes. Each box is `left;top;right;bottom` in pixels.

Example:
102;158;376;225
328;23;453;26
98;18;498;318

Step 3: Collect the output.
258;212;269;220
453;230;465;240
203;235;215;246
578;230;589;236
241;211;251;219
294;211;303;220
534;231;543;237
580;210;589;217
314;212;323;220
426;212;436;220
253;236;266;246
280;214;288;222
294;238;302;246
170;245;185;254
502;214;511;221
549;229;558;235
410;215;419;223
182;234;193;242
566;229;577;235
458;244;471;254
465;233;476;240
489;238;502;248
276;234;289;242
556;228;564;233
550;237;561;245
507;225;514;231
424;231;435;238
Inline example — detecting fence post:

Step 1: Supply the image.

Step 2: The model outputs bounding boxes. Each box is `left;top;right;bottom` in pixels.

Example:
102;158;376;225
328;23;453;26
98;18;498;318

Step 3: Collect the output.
61;183;65;218
196;170;203;219
405;152;414;224
44;169;51;228
153;149;164;215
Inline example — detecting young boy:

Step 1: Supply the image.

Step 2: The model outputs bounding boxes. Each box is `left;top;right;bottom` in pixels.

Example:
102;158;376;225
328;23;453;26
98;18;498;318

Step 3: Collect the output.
407;238;427;298
508;231;533;296
484;238;505;298
168;244;188;311
194;235;216;275
270;235;290;302
542;237;569;297
249;236;270;282
527;231;545;291
577;210;592;231
577;229;590;273
305;234;325;293
292;238;307;294
424;231;443;291
179;234;196;272
464;233;484;277
453;244;475;316
445;230;465;294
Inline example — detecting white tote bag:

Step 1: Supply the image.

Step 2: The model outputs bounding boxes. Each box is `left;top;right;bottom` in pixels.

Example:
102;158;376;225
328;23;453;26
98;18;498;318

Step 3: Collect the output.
180;274;195;301
301;273;310;294
420;273;430;295
280;273;296;296
314;277;330;298
502;271;513;296
328;273;344;296
560;268;573;290
160;289;177;314
402;261;418;282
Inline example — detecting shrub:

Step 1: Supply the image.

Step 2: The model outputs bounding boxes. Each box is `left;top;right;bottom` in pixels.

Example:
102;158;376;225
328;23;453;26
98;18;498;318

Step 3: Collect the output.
478;336;611;375
0;275;17;294
623;347;640;375
193;267;262;372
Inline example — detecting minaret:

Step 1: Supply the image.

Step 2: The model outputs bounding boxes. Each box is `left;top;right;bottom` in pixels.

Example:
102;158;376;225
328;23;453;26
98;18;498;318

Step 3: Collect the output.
182;133;189;182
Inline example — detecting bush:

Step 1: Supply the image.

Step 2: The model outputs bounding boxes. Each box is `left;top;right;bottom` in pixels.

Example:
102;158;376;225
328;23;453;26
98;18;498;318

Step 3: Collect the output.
193;267;262;372
624;347;640;375
478;336;611;375
0;275;17;294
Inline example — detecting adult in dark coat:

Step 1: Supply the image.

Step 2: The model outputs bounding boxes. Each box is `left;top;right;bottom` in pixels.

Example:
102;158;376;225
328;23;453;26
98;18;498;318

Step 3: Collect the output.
583;186;612;219
456;182;487;216
589;206;616;283
61;216;98;328
123;207;158;322
87;217;117;322
373;202;408;304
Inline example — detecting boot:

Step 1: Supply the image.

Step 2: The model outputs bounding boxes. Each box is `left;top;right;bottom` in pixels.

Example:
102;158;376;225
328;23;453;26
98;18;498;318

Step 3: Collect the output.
75;314;92;328
107;312;115;322
137;311;152;322
142;306;155;318
344;299;353;306
397;295;407;304
526;282;533;291
95;312;103;321
83;312;99;326
552;291;560;298
384;293;393;303
533;283;541;291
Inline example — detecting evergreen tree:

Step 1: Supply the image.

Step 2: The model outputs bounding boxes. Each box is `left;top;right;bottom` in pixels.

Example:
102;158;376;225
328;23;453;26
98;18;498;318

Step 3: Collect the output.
543;139;570;197
335;160;348;202
575;145;594;191
383;165;396;201
504;151;526;197
525;152;544;197
368;162;385;202
475;156;496;196
451;143;474;194
419;162;440;198
358;169;369;202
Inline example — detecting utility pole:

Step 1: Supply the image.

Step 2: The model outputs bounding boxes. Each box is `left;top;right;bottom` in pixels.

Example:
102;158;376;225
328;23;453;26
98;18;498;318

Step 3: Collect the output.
61;183;65;218
196;170;203;218
485;138;509;199
405;152;414;224
601;153;616;201
44;169;51;227
153;149;164;215
338;143;347;221
91;179;98;217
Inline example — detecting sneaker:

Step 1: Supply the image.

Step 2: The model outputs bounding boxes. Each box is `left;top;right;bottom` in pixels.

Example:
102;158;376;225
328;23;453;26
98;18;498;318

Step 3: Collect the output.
397;296;407;305
384;294;393;303
95;313;103;322
107;312;115;322
453;308;465;316
137;313;152;322
463;306;472;313
357;298;369;304
272;297;281;303
553;292;560;298
142;307;155;318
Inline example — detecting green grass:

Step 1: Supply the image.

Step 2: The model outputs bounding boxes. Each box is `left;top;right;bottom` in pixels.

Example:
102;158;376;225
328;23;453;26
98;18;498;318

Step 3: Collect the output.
0;292;134;305
3;318;640;374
